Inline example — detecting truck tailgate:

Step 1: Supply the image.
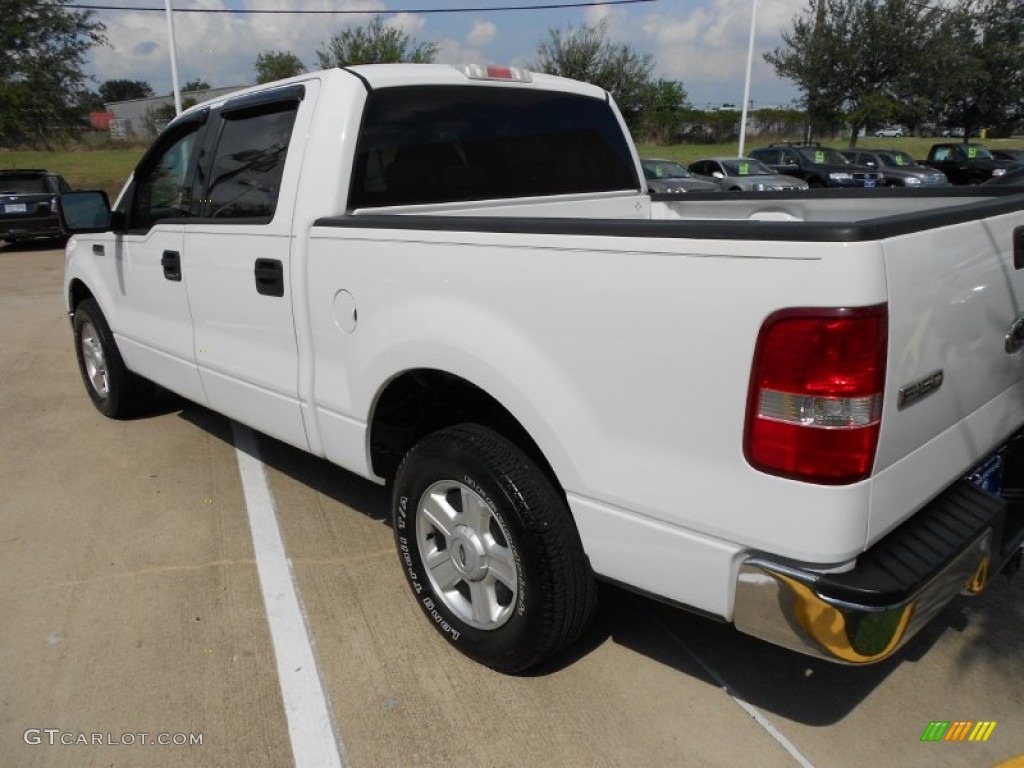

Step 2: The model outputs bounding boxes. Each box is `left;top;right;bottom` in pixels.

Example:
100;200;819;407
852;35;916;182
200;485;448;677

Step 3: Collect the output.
871;204;1024;542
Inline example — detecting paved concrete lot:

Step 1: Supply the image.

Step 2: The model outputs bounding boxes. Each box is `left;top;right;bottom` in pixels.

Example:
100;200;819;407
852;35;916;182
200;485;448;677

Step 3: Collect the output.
1;243;1022;768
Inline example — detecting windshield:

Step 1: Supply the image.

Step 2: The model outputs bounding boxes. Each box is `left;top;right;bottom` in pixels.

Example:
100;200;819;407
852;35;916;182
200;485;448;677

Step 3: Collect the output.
877;151;917;167
0;174;49;194
797;147;849;165
643;160;691;179
721;158;774;176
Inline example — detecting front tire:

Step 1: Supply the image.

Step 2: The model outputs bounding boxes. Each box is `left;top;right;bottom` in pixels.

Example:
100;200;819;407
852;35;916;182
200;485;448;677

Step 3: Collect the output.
393;424;596;673
73;298;154;418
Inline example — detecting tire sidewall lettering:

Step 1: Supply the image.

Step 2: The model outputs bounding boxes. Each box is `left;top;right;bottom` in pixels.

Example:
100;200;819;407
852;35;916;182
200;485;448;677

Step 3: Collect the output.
396;466;530;649
461;472;527;618
391;425;595;672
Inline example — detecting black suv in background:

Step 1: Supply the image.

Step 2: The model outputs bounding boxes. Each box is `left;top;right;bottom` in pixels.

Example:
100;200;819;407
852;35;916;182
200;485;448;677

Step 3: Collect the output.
0;169;72;245
750;143;882;188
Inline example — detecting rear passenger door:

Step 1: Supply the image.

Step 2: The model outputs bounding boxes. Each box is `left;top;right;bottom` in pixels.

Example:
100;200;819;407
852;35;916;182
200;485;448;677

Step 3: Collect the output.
183;82;315;450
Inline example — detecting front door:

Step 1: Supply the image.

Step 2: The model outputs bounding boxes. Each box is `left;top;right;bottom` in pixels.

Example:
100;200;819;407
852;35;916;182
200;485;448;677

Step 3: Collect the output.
111;119;206;404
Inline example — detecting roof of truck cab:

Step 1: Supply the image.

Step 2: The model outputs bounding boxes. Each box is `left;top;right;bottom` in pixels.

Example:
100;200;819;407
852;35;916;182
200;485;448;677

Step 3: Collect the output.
171;64;609;128
343;63;607;100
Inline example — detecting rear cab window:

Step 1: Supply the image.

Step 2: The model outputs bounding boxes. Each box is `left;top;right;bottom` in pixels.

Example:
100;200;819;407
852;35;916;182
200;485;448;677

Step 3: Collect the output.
0;174;52;194
197;101;300;221
350;85;639;209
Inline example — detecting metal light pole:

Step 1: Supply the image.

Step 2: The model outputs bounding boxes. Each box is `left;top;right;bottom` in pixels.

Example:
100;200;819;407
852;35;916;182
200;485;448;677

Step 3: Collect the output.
165;0;183;115
738;0;758;157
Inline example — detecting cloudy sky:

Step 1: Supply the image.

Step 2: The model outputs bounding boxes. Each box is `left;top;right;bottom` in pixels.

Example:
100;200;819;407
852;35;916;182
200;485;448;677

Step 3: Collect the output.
83;0;808;109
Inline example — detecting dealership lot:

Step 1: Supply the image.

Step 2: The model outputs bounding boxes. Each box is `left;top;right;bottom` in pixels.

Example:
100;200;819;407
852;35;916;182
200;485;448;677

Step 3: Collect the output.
2;245;1022;768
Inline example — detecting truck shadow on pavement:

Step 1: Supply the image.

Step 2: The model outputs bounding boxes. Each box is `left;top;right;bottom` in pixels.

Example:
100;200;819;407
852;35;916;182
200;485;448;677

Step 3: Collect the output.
177;402;1024;728
178;401;392;523
578;567;1024;726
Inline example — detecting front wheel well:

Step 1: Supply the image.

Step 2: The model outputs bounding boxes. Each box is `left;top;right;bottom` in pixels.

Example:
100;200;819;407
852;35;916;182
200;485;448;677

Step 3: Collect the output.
369;369;558;489
68;279;95;313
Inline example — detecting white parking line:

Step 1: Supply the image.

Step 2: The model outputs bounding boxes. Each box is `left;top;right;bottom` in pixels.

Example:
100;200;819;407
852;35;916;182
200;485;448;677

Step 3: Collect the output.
232;422;346;768
648;610;817;768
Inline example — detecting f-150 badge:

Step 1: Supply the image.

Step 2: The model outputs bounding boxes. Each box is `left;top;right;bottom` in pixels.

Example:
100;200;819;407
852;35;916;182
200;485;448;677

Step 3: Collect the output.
897;370;944;410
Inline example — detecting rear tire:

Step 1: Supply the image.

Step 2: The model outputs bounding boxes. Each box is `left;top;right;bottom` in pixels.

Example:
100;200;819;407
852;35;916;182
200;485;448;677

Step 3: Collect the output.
73;298;155;418
393;424;596;673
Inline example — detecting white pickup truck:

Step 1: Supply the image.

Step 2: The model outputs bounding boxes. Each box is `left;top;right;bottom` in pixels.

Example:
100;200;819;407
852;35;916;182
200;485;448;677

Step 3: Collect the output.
60;64;1024;673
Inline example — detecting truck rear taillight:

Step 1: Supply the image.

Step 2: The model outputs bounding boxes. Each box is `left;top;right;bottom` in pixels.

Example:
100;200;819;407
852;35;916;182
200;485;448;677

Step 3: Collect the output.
744;305;888;485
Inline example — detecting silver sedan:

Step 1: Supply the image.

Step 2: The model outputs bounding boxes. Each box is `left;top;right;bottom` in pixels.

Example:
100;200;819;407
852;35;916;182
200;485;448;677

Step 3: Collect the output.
640;158;721;193
689;157;808;191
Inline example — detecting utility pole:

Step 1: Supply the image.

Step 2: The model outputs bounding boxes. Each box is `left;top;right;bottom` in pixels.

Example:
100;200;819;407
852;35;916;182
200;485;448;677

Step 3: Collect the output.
165;0;183;116
738;0;758;157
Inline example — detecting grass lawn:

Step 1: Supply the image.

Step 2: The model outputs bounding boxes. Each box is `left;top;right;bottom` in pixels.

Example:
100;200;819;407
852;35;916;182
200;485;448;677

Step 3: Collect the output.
0;147;144;200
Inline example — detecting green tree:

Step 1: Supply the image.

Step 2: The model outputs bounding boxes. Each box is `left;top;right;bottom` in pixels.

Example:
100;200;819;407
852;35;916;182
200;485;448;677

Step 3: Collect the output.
532;19;657;129
98;79;153;103
254;51;307;84
638;79;690;143
316;15;438;68
765;0;936;145
0;0;106;146
145;96;198;136
924;0;1024;139
183;79;210;93
75;88;104;111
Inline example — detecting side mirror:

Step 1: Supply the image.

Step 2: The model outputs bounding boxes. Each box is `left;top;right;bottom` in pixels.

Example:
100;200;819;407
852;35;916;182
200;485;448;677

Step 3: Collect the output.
58;190;113;234
712;171;725;179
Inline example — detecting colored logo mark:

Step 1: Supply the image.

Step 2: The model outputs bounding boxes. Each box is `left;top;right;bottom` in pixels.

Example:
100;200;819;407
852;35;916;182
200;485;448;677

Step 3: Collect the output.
921;721;997;742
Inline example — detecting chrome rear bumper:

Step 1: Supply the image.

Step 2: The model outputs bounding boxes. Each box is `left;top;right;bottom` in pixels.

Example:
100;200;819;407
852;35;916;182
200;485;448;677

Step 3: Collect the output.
733;531;992;664
733;477;1021;664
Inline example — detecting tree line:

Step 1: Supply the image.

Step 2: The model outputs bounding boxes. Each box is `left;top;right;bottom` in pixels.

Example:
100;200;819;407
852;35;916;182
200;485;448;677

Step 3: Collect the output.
766;0;1024;145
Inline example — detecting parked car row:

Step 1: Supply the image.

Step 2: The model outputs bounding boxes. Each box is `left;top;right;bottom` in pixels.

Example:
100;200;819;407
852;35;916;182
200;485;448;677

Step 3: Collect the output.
642;140;1024;195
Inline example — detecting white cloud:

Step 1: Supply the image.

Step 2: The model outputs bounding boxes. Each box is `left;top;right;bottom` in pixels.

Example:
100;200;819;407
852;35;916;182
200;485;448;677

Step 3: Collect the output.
388;12;427;36
434;38;488;67
467;21;497;48
85;0;805;108
637;0;804;106
88;0;392;93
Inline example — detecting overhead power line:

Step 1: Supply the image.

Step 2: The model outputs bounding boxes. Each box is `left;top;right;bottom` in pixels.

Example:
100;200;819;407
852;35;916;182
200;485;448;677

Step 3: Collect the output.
66;0;658;14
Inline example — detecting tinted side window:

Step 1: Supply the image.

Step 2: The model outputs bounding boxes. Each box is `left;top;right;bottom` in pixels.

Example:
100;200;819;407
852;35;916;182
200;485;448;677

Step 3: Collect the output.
351;85;639;209
201;103;298;220
131;126;200;230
